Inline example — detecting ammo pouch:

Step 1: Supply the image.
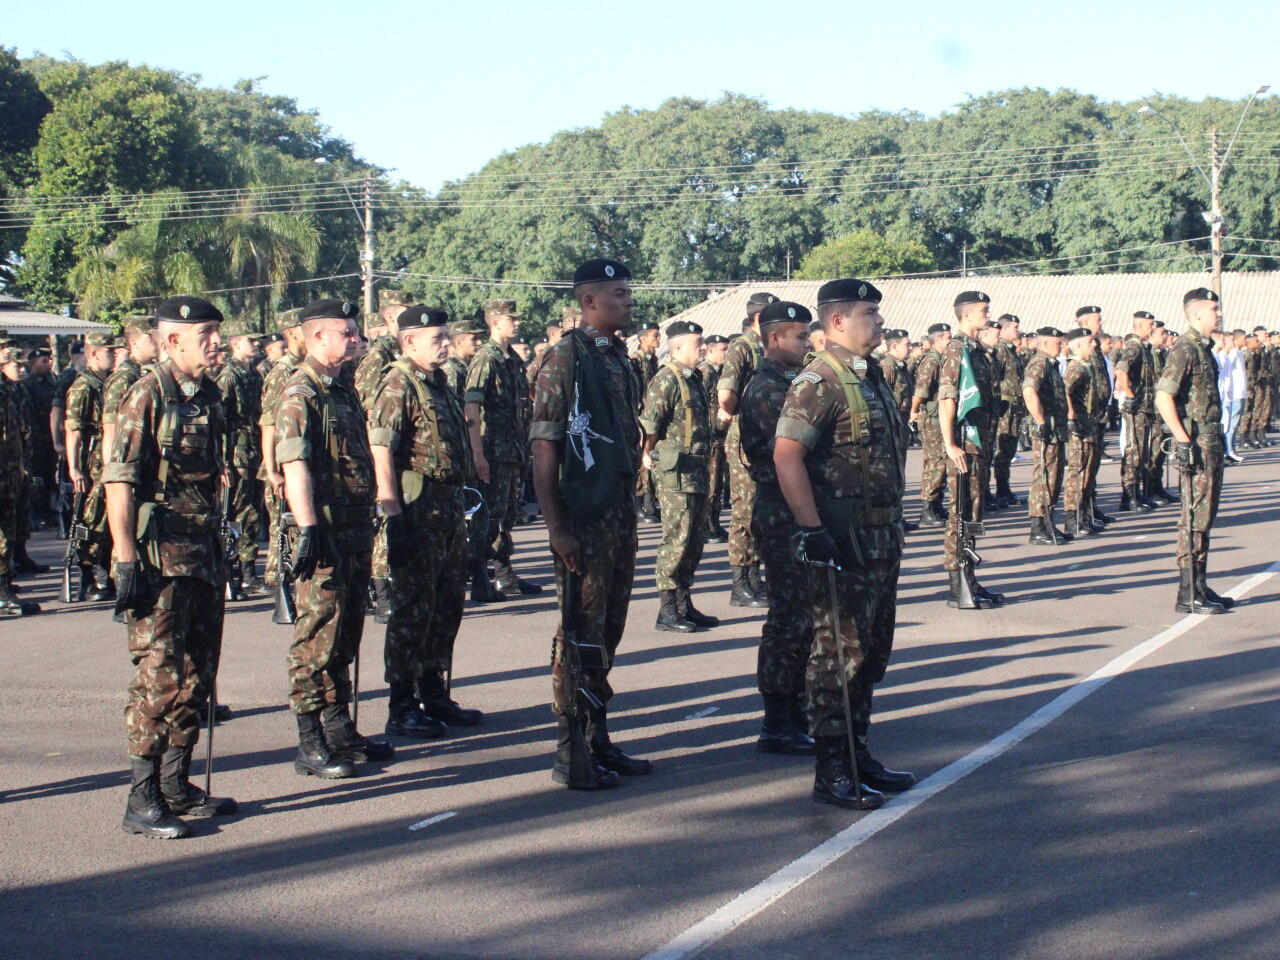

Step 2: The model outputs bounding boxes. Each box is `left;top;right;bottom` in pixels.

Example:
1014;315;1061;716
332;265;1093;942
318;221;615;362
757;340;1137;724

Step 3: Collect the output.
400;471;462;531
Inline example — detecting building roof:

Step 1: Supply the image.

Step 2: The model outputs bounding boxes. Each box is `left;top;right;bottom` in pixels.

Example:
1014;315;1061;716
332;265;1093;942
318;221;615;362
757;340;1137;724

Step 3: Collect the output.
0;295;114;336
661;272;1280;342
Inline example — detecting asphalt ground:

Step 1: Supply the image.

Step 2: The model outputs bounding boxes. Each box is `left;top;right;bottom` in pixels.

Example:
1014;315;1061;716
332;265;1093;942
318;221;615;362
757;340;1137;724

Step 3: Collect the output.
2;439;1278;960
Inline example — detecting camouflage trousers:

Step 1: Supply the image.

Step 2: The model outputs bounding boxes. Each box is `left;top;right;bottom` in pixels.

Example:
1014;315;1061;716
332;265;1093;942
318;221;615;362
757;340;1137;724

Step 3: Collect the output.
550;499;637;715
371;520;389;580
0;484;17;577
288;549;372;714
919;416;946;503
992;406;1021;492
262;484;290;587
1028;438;1064;517
482;459;523;563
806;550;900;740
80;482;113;567
125;576;225;758
385;512;467;684
943;446;988;571
227;462;263;564
654;483;708;591
725;422;759;568
1083;424;1105;505
1248;383;1274;431
705;437;728;531
752;493;812;696
1176;433;1224;568
1064;434;1098;515
1121;411;1157;493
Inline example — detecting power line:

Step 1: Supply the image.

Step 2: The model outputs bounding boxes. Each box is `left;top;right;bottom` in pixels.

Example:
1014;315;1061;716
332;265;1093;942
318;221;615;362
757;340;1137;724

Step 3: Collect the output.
70;272;362;309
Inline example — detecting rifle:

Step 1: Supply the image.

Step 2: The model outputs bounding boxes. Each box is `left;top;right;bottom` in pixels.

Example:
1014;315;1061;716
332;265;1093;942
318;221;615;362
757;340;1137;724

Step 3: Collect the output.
560;567;608;775
271;510;298;624
220;484;244;601
1042;421;1061;545
56;455;75;540
465;485;498;597
955;470;985;609
824;563;865;806
60;490;88;603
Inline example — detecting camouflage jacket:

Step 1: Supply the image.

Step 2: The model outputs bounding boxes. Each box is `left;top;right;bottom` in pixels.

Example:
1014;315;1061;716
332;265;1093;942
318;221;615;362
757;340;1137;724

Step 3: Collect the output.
698;361;727;439
1114;334;1157;412
258;351;301;429
65;368;109;478
1062;358;1099;433
629;349;659;396
0;380;23;489
217;357;264;462
640;360;711;493
995;340;1024;408
1023;351;1068;440
739;357;797;488
1087;343;1112;410
22;372;56;446
719;329;763;401
911;348;945;417
1156;328;1222;430
355;334;399;412
464;339;529;463
939;334;995;434
443;356;469;401
368;358;472;490
878;355;913;416
51;364;80;410
776;343;906;551
103;357;148;427
101;361;225;583
275;357;376;551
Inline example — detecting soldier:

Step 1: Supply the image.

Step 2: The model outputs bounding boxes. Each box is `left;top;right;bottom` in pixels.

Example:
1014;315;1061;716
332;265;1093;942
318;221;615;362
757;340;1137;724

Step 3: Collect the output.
259;309;305;592
216;320;269;596
65;331;118;601
1075;306;1115;528
1114;311;1161;513
939;292;1004;609
910;322;952;526
1;349;43;614
369;305;484;740
103;315;158;456
992;314;1026;507
1062;327;1105;539
1155;288;1232;614
629;320;662;522
444;316;486;401
464;299;542;597
258;332;286;379
717;293;777;608
1247;326;1274;447
525;320;561;394
22;347;57;525
808;319;827;355
531;257;651;790
640;320;718;633
104;295;237;839
1022;328;1070;545
1;350;47;578
775;278;914;810
878;329;913;428
738;300;814;755
700;333;731;542
276;299;393;778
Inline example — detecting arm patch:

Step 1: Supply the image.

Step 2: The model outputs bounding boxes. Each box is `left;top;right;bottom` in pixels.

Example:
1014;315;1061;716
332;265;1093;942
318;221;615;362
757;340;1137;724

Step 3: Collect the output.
793;372;823;387
285;383;315;398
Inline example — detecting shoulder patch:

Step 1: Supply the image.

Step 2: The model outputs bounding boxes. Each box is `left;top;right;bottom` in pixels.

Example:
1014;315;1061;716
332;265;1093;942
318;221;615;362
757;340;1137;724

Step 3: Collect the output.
285;383;316;398
794;372;823;386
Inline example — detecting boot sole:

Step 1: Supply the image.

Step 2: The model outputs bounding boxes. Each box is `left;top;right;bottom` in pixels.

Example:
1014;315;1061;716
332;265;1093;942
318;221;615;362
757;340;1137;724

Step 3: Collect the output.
655;622;696;633
294;760;357;779
729;599;769;608
811;788;884;811
1174;602;1226;615
552;767;622;790
121;819;191;839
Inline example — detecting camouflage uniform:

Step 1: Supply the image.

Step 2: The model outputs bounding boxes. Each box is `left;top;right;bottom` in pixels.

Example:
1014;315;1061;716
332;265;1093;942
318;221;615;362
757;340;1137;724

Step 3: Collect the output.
276;357;376;715
258;350;301;586
992;340;1025;500
699;358;729;532
5;370;36;560
1249;345;1273;435
65;366;113;568
640;360;711;591
879;355;913;427
354;333;399;582
23;370;57;516
720;329;764;569
1062;357;1099;518
1115;333;1157;499
776;344;906;740
103;360;227;758
217;356;264;564
103;358;147;430
368;358;472;685
938;335;995;571
1022;351;1067;517
1085;343;1113;509
740;359;811;697
443;355;470;401
0;375;24;585
630;347;660;511
912;347;946;507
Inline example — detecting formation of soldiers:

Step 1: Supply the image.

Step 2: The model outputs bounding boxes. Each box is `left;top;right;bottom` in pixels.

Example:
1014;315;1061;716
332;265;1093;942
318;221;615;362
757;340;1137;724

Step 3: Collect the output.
0;266;1271;835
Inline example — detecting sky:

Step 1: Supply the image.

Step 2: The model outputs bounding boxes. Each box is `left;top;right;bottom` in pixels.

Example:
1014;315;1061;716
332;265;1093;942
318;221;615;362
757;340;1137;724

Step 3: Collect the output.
5;0;1278;192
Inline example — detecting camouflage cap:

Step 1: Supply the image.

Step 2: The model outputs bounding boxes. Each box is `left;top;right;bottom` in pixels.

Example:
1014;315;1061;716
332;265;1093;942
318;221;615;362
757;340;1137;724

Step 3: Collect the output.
1;346;23;364
379;289;414;309
483;298;521;318
561;305;583;323
84;330;118;348
221;319;255;338
448;316;488;337
274;308;303;332
119;313;156;334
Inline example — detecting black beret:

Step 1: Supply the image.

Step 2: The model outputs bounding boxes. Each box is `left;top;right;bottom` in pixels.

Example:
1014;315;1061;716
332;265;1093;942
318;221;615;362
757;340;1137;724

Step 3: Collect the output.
705;334;729;345
1066;327;1093;341
745;291;778;314
954;291;990;308
1183;287;1220;305
883;328;909;341
996;314;1021;325
1075;305;1102;317
398;305;449;330
1133;310;1155;320
573;258;630;286
28;348;51;359
637;320;660;332
299;299;360;323
727;333;742;341
1037;326;1065;338
262;332;284;345
927;322;952;335
809;319;824;332
817;278;883;306
69;341;83;355
983;320;1001;330
665;320;703;340
1152;320;1167;329
157;296;223;324
759;300;813;326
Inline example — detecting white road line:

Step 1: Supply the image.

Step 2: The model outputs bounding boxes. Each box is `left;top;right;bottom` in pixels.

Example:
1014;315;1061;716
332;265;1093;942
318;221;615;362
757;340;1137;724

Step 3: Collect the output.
684;706;721;721
408;811;457;832
641;561;1280;960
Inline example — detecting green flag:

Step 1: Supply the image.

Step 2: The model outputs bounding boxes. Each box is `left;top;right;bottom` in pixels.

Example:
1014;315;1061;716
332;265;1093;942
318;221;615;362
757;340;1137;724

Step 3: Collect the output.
957;342;983;450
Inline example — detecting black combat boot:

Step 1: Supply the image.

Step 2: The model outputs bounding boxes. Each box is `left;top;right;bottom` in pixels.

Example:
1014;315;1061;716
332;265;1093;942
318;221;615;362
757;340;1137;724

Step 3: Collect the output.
638;492;660;523
947;569;989;609
241;560;272;598
494;560;543;596
656;589;696;633
676;587;719;628
75;563;93;602
1194;559;1234;611
756;692;815;755
0;575;40;617
419;670;484;726
1064;514;1082;539
12;545;49;575
918;499;946;527
384;680;449;738
159;744;238;817
984;490;1003;511
1150;472;1179;503
197;702;232;725
704;513;729;543
122;755;191;838
470;565;505;604
371;577;392;624
1029;517;1058;545
552;714;620;790
1093;497;1115;525
294;710;358;778
1118;489;1132;512
587;706;653;776
812;736;883;810
970;568;1006;606
1174;565;1223;615
854;738;916;794
86;565;115;602
322;702;395;763
748;563;770;604
729;566;768;608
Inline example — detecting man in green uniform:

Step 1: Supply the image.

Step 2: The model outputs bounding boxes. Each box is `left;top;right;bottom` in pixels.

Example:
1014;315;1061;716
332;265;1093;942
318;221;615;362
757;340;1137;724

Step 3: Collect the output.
65;331;118;601
103;315;158;456
1;349;43;615
1156;288;1232;614
259;309;305;591
640;320;718;633
258;332;286;379
22;347;58;526
1115;310;1161;513
215;320;269;596
465;299;542;597
105;295;237;838
630;320;662;523
775;278;915;810
910;322;951;526
277;299;393;779
1062;327;1102;539
444;316;485;401
992;314;1026;508
2;349;46;577
1023;327;1070;545
717;292;776;608
699;333;730;542
1076;306;1114;529
739;301;814;755
531;258;650;790
370;305;483;739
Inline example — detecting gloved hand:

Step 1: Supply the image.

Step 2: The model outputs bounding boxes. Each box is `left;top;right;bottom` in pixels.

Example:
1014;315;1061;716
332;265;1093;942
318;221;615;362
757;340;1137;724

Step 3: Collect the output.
793;526;840;569
291;525;321;582
385;513;410;568
1118;397;1136;415
1068;419;1089;438
114;561;149;618
1173;441;1195;475
1035;420;1053;442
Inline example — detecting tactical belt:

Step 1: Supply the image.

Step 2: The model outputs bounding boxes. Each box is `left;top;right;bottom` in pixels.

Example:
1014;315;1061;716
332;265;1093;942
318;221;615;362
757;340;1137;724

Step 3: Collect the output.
321;503;376;527
827;497;903;527
1192;421;1224;436
163;512;214;536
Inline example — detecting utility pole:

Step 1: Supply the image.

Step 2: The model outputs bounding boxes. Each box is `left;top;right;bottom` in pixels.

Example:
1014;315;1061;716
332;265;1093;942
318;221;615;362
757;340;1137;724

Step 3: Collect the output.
1209;129;1223;294
785;250;792;281
360;176;374;320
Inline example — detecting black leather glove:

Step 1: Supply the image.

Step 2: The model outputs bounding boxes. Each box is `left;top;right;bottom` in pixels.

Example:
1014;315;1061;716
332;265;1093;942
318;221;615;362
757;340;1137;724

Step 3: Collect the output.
1118;397;1136;415
1173;441;1195;475
114;561;148;618
1068;419;1089;438
793;526;840;569
384;513;410;569
291;525;321;582
1035;420;1053;442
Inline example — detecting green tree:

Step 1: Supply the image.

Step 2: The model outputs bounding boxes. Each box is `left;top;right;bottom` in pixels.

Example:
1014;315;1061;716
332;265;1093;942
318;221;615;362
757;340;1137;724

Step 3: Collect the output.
795;230;937;278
